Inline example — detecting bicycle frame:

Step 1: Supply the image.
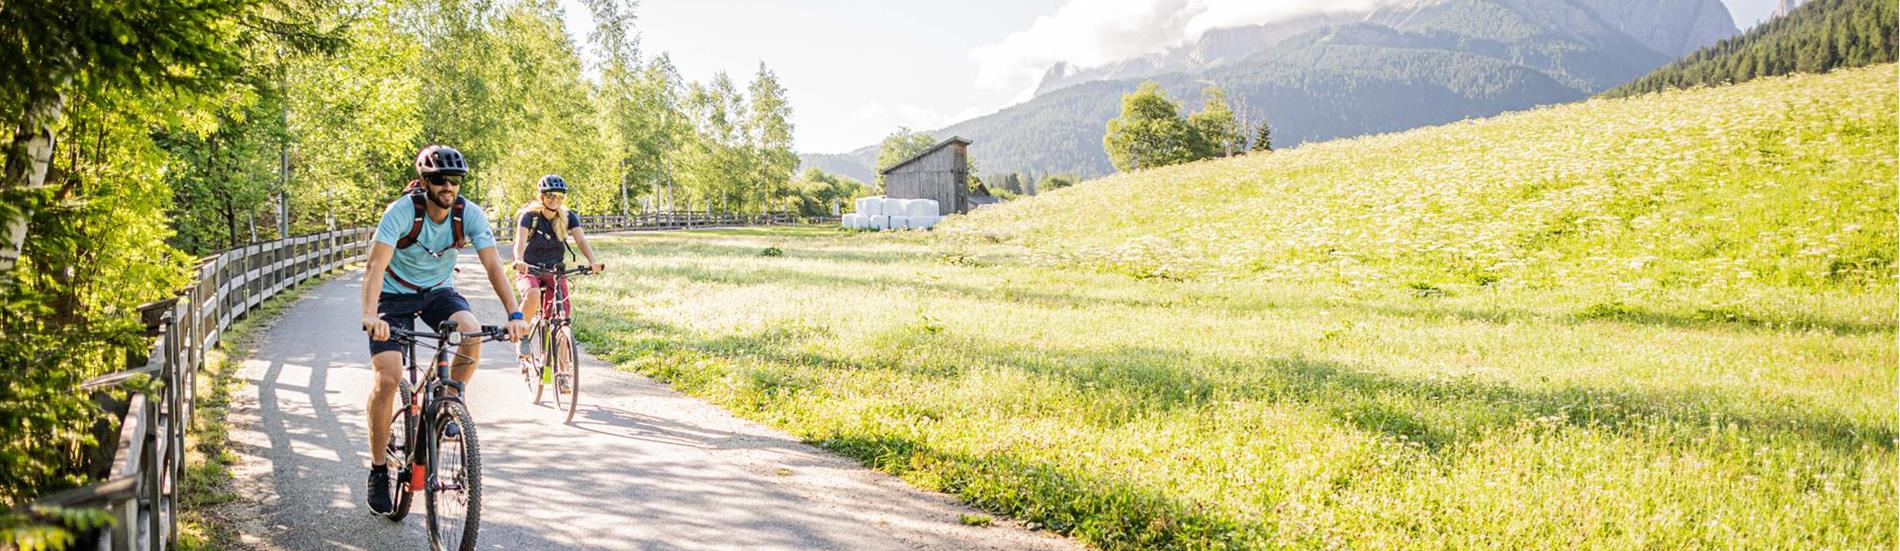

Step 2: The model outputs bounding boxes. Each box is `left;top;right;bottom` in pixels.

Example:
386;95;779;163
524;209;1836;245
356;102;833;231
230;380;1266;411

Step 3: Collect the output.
395;324;482;492
526;265;588;364
528;265;588;325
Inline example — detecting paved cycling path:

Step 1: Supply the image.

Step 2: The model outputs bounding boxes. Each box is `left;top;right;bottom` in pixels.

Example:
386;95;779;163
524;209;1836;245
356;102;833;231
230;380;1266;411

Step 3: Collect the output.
222;246;1079;550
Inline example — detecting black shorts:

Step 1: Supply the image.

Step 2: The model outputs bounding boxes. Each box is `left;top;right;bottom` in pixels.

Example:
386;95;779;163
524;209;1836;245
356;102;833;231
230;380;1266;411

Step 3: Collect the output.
368;288;472;356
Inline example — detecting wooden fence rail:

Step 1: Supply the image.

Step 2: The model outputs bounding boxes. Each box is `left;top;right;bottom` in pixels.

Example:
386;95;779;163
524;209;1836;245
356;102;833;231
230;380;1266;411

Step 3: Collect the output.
25;209;829;550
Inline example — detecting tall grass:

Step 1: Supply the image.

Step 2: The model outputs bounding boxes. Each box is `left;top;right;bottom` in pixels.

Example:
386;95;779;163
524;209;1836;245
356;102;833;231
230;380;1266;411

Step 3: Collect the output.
573;66;1895;549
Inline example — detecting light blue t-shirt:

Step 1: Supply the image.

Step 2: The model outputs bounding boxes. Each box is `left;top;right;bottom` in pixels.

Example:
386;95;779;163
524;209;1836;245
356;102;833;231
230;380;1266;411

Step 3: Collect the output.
371;197;497;294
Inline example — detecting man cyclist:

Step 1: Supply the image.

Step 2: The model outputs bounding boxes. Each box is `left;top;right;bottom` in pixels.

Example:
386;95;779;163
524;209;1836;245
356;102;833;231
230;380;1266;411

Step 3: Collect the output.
510;175;605;361
360;144;529;515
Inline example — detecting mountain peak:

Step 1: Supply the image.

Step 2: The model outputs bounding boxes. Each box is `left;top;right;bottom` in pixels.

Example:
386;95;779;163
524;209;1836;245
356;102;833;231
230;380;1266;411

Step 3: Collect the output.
1773;0;1807;18
1563;0;1740;57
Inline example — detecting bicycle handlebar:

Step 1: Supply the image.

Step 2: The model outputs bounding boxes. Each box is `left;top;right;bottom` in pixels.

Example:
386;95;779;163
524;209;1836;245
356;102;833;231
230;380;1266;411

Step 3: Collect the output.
526;264;594;277
381;322;509;346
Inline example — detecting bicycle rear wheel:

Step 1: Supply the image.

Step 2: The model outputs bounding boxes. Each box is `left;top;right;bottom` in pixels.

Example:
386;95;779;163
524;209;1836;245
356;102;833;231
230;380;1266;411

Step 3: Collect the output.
425;400;482;551
554;325;581;423
382;379;416;521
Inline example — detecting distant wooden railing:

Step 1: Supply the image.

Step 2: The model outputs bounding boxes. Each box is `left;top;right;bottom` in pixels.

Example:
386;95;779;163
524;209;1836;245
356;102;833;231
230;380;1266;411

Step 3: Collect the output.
572;210;812;231
23;208;831;550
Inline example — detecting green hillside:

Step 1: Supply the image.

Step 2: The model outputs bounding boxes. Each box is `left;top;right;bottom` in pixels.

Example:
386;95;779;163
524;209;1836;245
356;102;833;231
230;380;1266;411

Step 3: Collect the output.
1606;0;1897;97
945;64;1896;325
581;66;1895;549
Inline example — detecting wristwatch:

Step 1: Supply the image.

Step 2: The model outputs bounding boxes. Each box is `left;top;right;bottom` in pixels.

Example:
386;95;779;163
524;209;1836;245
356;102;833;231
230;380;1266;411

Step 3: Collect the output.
509;311;525;321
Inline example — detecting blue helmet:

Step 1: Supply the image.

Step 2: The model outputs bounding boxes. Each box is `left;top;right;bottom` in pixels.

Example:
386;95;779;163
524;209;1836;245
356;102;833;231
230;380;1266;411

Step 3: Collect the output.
537;174;568;194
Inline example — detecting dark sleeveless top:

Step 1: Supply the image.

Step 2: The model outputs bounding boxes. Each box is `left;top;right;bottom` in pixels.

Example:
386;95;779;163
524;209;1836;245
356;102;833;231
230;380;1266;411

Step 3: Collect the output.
517;209;582;267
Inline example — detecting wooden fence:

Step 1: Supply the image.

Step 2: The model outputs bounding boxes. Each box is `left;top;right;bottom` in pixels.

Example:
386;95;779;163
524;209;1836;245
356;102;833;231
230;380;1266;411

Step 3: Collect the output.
26;208;831;550
33;227;374;551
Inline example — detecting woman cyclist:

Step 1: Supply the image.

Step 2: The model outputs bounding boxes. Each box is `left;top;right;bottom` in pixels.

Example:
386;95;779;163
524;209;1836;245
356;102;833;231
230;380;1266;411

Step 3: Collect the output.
511;175;605;361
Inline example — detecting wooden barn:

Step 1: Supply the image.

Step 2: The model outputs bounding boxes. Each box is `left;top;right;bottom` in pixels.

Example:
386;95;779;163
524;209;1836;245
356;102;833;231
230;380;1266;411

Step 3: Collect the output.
880;136;976;215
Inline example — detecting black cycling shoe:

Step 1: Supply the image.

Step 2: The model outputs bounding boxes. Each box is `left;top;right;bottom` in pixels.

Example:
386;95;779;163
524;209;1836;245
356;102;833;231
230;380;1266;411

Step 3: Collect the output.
367;466;393;514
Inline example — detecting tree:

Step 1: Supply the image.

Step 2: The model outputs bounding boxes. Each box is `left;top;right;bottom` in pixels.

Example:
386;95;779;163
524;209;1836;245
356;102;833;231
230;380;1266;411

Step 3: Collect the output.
1000;173;1024;195
1102;81;1199;172
1252;119;1274;153
0;0;262;274
874;127;938;189
638;54;689;211
678;72;752;212
585;0;649;216
483;0;612;215
747;63;796;214
787;168;872;216
281;4;422;233
1186;85;1245;158
1038;174;1078;191
0;0;334;510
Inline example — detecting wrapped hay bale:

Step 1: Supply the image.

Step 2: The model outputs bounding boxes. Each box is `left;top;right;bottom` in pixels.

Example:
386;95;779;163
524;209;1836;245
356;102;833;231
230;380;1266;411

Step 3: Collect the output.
842;213;862;229
904;199;938;217
857;197;883;216
869;215;888;230
883;198;908;218
908;215;942;229
888;215;911;230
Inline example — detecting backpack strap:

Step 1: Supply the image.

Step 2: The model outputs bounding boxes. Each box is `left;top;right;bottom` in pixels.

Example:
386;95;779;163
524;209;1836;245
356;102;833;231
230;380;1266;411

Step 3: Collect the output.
386;269;450;293
394;193;427;249
450;197;467;249
394;193;469;250
528;209;568;244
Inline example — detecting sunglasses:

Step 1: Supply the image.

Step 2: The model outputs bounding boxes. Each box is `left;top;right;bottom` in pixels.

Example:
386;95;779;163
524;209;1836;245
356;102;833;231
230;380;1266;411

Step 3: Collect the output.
425;174;464;187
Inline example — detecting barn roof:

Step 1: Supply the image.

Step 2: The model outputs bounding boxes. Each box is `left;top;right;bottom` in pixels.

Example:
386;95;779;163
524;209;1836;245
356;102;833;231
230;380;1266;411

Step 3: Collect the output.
877;136;971;176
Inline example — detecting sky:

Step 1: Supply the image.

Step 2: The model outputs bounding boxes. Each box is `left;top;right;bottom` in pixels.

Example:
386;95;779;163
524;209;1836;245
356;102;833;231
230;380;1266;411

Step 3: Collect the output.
561;0;1784;155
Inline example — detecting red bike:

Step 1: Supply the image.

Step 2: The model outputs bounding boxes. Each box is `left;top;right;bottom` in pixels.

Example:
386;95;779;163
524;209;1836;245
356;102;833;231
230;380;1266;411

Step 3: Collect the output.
519;264;592;422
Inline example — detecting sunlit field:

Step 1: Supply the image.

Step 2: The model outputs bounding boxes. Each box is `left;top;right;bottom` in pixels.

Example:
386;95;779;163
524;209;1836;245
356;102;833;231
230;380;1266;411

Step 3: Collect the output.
572;66;1896;549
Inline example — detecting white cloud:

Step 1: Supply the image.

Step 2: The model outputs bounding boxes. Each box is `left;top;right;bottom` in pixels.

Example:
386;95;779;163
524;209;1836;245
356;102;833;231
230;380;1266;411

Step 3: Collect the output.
971;0;1403;96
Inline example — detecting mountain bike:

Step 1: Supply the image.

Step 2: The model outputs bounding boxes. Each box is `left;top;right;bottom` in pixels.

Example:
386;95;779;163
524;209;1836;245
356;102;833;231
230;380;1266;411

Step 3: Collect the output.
519;264;593;423
377;320;506;551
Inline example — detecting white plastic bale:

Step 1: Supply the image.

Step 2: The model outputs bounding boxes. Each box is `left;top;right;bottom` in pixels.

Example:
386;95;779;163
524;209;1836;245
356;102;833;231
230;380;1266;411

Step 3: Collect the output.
905;199;937;217
888;215;910;230
882;198;905;218
841;213;860;229
857;197;882;216
909;215;942;229
869;215;888;230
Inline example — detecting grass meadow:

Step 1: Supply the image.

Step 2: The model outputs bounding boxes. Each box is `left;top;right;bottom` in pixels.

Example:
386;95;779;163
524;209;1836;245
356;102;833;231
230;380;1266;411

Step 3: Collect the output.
571;66;1895;549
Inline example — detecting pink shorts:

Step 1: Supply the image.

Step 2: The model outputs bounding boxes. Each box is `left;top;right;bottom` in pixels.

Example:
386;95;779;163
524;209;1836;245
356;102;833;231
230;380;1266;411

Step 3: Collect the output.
514;272;570;319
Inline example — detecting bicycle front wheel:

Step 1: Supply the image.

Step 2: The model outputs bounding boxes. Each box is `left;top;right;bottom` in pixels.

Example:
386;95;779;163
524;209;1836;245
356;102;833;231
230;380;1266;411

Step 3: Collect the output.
425;400;481;551
555;325;581;423
522;322;545;404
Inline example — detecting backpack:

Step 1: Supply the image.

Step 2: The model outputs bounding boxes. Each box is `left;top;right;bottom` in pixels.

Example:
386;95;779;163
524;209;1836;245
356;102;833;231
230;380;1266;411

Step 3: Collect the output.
383;183;467;292
395;181;467;251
